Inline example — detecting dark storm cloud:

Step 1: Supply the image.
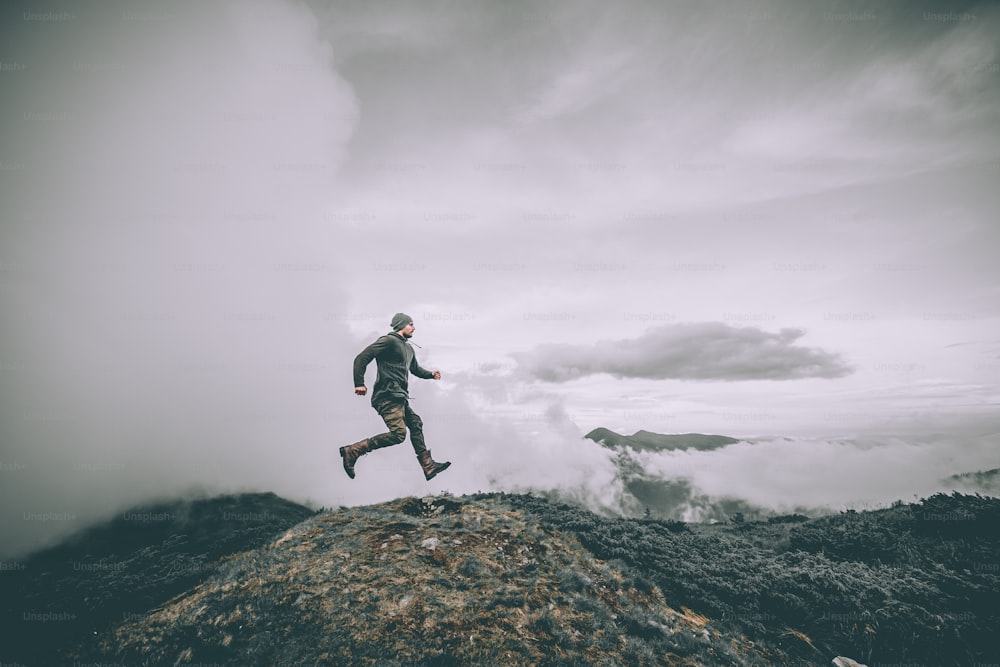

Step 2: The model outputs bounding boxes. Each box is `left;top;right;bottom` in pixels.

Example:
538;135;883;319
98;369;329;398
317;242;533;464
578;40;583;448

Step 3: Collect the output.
514;323;854;382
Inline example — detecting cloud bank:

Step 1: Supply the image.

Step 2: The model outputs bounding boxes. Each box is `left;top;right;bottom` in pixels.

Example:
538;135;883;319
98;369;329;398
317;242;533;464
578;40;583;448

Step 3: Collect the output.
0;0;364;557
630;422;1000;517
513;323;854;382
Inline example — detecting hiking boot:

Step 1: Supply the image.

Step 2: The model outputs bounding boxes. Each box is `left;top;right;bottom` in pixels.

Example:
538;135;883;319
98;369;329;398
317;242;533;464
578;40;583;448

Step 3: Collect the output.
417;450;451;481
339;438;371;479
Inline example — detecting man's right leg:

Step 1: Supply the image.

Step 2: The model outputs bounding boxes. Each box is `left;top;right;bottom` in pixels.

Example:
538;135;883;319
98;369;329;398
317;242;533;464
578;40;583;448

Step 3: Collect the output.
369;401;408;450
340;401;408;479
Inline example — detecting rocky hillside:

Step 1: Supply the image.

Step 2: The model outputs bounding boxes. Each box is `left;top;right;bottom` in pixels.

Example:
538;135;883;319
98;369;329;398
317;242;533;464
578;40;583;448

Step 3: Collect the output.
5;490;998;666
91;494;786;666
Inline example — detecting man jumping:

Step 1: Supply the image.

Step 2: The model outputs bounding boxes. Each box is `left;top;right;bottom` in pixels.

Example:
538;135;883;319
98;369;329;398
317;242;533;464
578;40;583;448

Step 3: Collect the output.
339;312;452;481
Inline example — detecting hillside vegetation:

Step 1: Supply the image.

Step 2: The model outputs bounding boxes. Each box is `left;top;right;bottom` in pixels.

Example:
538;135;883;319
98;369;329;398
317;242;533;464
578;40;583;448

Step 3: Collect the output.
1;492;316;665
4;490;998;665
508;491;1000;666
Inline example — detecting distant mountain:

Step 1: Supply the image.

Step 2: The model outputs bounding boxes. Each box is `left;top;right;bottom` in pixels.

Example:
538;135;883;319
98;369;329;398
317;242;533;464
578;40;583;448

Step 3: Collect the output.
945;467;1000;496
584;427;773;522
588;429;1000;523
585;427;741;452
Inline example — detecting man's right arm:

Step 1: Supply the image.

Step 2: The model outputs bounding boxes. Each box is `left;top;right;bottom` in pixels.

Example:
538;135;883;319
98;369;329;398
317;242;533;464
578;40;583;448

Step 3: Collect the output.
353;336;391;388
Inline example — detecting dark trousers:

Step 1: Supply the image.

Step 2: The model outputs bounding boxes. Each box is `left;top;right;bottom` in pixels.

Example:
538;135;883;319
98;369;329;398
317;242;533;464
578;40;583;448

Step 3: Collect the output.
368;400;426;455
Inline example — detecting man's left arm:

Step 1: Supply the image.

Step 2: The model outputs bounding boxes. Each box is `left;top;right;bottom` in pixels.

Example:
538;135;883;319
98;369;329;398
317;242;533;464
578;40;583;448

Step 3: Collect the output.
410;355;439;380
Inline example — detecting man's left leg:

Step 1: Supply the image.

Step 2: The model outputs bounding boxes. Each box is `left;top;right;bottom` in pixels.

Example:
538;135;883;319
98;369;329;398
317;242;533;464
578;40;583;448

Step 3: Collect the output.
404;403;451;481
340;401;408;479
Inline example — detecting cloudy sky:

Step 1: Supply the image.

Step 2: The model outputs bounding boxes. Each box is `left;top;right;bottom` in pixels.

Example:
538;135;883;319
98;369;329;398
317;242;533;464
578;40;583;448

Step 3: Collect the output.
2;0;998;556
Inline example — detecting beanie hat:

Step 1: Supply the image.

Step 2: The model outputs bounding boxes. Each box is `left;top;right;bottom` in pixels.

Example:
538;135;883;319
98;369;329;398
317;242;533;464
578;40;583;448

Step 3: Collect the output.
391;312;413;331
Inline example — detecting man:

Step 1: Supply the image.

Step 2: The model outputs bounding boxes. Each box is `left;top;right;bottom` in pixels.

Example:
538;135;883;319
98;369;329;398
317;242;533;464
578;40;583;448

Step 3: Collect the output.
339;312;451;481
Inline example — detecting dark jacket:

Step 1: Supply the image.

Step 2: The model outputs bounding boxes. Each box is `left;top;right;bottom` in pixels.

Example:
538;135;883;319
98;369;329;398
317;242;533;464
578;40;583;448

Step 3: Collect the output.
353;332;434;407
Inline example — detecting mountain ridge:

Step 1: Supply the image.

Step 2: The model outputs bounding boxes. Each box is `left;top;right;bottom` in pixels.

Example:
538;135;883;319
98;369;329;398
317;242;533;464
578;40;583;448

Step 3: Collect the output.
585;427;742;452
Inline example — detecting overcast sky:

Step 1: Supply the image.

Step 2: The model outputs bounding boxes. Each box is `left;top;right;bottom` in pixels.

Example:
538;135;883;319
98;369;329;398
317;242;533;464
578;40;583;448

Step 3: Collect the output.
2;0;998;557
